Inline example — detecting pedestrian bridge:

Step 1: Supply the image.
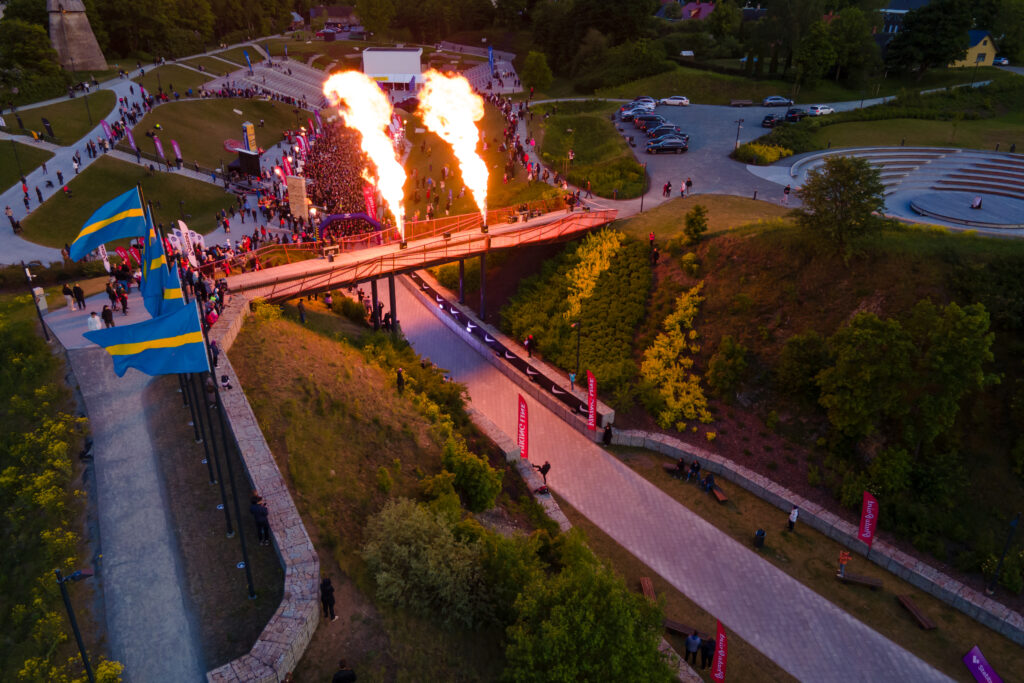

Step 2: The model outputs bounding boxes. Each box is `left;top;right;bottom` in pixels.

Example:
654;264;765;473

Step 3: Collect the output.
225;207;618;302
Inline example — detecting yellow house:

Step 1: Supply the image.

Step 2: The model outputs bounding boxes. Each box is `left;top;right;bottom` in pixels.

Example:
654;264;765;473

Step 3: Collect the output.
951;30;994;67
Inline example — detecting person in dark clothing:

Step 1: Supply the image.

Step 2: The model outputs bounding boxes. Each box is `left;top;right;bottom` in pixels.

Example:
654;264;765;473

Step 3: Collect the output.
687;460;701;483
534;461;551;485
332;659;357;682
396;367;405;394
73;283;86;310
699;636;715;669
250;495;270;546
602;423;613;446
210;339;220;367
101;305;115;328
524;334;536;358
701;472;715;492
297;299;306;324
685;630;701;664
320;577;337;621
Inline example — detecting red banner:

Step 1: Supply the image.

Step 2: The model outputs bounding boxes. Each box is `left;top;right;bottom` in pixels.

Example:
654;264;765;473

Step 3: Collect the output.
711;620;728;681
282;155;293;177
517;394;528;460
128;246;141;266
115;246;130;264
363;184;378;221
586;370;597;430
858;491;879;549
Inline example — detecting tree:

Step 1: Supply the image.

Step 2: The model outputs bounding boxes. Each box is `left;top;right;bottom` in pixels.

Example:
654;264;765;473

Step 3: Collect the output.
885;0;971;78
520;50;553;92
571;28;609;77
708;335;748;399
683;204;708;243
794;20;836;86
797;155;885;260
817;313;914;440
504;535;673;682
706;0;741;40
2;0;49;27
829;7;880;83
356;0;398;38
776;330;829;401
996;0;1024;62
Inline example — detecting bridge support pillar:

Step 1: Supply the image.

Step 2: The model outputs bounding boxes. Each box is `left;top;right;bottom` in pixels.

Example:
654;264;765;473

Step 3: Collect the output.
479;253;487;320
458;259;465;304
370;279;379;330
388;273;398;337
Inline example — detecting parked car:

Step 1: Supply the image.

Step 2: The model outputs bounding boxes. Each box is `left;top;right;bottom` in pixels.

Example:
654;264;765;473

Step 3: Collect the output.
316;28;339;38
647;124;684;138
762;95;794;107
659;95;690;106
619;108;647;121
994;56;1010;66
785;107;808;122
646;138;689;154
634;114;667;129
648;133;690;146
634;96;656;104
621;99;655;112
807;104;834;116
761;114;783;128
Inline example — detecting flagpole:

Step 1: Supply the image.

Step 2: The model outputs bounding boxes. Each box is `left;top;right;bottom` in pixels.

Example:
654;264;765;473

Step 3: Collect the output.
198;300;257;599
181;370;202;443
187;371;218;486
198;369;235;537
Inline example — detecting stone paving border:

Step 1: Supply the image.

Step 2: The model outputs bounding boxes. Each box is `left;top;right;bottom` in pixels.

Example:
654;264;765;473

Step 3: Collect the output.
611;429;1024;647
206;295;320;682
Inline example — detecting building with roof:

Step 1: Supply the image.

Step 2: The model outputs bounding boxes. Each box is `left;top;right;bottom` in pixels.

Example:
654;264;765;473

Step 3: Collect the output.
951;30;995;67
656;0;716;21
740;3;768;23
361;47;423;92
880;0;930;33
310;5;360;29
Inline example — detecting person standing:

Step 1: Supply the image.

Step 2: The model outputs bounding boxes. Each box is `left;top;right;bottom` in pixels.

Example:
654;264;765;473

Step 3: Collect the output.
320;576;337;622
250;495;271;546
685;631;701;665
62;283;76;310
332;659;357;683
699;636;715;669
838;550;850;578
685;177;693;196
297;299;306;324
396;367;405;394
87;311;102;331
101;305;115;328
782;184;791;205
788;505;799;531
73;283;86;310
603;423;613;447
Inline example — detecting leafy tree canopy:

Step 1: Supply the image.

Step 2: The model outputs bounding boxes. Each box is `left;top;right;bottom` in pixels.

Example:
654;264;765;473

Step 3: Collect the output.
885;0;972;77
796;155;886;260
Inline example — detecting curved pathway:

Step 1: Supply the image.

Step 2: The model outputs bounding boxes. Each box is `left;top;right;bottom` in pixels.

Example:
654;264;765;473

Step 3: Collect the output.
381;273;951;682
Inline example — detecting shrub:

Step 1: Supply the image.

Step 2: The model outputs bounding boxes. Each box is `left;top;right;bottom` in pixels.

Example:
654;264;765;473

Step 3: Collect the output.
376;466;393;493
250;298;281;321
361;498;489;628
432;257;480;292
775;331;830;402
683;204;709;244
732;143;793;165
707;335;748;399
441;438;502;513
564;230;624;321
680;252;700;276
331;295;366;323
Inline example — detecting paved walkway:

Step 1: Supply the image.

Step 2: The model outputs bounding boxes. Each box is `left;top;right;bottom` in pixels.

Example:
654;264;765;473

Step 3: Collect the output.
379;274;951;683
50;289;205;683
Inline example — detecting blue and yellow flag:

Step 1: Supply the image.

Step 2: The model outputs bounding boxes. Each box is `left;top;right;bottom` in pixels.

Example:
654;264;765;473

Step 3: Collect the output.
141;225;169;318
84;303;210;377
160;260;186;316
69;188;147;262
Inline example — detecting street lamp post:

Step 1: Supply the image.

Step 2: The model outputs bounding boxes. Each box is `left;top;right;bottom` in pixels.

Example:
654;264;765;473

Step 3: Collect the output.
735;118;744;150
55;569;95;683
639;162;647;213
23;262;50;342
571;320;581;378
986;512;1021;595
10;138;23;176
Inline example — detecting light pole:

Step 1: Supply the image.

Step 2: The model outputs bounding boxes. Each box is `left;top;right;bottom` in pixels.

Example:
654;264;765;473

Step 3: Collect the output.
986;512;1020;595
55;569;95;683
734;118;744;150
571;320;581;379
639;162;647;213
10;138;23;176
23;262;50;342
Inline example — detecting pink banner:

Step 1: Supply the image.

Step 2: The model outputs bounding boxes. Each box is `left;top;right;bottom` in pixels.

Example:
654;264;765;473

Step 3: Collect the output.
126;129;137;151
315;110;323;130
517;395;528;460
282;155;293;176
858;491;879;549
101;120;113;140
128;246;141;266
586;370;597;430
114;246;130;264
171;139;182;161
712;620;728;681
363;184;377;221
153;135;166;159
308;118;316;136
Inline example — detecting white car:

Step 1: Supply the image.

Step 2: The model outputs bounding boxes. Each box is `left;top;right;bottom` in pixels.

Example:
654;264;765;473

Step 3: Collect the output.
994;56;1009;66
659;95;690;106
807;104;834;116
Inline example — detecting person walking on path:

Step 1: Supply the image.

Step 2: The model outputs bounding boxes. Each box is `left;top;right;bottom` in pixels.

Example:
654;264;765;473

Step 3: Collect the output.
87;311;102;331
533;461;551;486
699;636;715;669
396;367;405;394
524;334;536;358
101;305;115;328
35;186;43;204
686;177;693;196
838;550;850;578
73;283;86;310
782;184;791;205
788;505;799;531
297;299;306;324
63;283;76;310
603;424;613;446
320;576;337;622
250;495;271;546
685;630;701;664
332;659;357;683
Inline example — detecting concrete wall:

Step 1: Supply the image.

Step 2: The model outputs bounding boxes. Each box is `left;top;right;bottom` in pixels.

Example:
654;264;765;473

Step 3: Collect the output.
48;3;108;71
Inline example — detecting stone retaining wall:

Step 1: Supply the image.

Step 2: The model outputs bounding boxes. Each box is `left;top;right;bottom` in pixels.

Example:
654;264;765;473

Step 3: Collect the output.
613;429;1024;647
206;296;321;682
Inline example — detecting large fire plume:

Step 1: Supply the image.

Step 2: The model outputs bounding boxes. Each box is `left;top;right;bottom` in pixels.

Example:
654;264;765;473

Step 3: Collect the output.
323;71;407;239
417;70;489;224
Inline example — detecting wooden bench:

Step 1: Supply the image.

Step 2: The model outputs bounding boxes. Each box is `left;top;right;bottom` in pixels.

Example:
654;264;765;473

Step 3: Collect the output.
838;572;883;590
712;485;728;504
897;594;937;630
730;99;753;107
663;619;708;639
640;577;656;602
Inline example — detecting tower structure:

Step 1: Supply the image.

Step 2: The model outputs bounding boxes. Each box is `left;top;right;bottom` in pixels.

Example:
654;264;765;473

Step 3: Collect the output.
47;0;108;72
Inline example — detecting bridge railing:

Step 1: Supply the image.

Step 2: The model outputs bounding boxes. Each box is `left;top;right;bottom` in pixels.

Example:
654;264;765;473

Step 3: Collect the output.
240;209;616;302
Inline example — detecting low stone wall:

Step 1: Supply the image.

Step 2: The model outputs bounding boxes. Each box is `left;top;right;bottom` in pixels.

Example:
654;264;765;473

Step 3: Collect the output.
613;429;1024;647
206;296;321;682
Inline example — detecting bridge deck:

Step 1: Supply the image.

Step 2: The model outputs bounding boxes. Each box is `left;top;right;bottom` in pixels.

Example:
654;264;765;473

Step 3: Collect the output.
226;209;617;301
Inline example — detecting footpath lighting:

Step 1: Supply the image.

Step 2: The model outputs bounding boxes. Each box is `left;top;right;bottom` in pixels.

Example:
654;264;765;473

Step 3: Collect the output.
734;118;744;151
55;569;96;683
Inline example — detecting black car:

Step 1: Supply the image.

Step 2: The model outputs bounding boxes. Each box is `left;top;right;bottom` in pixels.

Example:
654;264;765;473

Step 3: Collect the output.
635;115;667;130
761;114;782;128
647;124;684;138
646;139;689;154
785;108;808;122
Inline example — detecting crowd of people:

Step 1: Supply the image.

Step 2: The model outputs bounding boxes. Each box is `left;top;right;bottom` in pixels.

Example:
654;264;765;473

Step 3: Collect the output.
304;124;381;241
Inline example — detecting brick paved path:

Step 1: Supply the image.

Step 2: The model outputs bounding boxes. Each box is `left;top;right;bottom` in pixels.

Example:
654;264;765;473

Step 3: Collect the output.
382;274;952;683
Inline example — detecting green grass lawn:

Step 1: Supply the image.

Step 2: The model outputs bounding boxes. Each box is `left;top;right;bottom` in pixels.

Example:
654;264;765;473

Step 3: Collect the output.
133;65;213;95
214;46;266;67
0;140;54;189
183;56;240;76
117;99;311;169
809;113;1024;150
596;65;1019;106
534;100;645;198
12;90;117;143
20;155;233;248
606;446;1024;682
616;195;791;241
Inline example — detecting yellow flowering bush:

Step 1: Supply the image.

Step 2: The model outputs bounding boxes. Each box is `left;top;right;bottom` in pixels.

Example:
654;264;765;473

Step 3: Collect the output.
564;230;624;321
